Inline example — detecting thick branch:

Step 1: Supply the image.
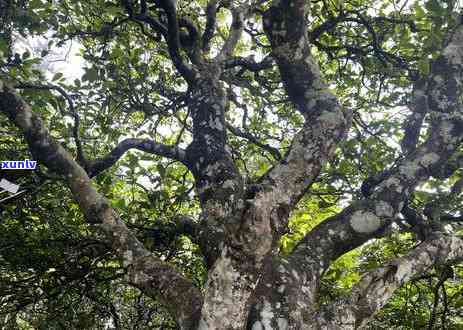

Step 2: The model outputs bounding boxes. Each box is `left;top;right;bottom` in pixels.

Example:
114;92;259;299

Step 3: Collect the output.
202;0;218;52
293;108;463;277
158;0;197;82
87;138;187;177
400;78;429;154
237;0;350;261
123;0;198;83
247;22;463;329
323;233;463;329
296;22;463;272
215;5;247;62
0;83;202;329
258;0;351;206
15;83;85;165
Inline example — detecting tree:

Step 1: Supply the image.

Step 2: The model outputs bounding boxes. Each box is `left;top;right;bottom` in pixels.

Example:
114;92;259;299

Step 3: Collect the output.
1;0;463;329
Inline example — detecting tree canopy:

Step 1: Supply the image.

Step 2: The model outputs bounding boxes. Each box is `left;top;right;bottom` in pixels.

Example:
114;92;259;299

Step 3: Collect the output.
1;0;463;329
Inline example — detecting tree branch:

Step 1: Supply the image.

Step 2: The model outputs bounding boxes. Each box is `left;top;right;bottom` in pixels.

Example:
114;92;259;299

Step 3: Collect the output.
324;233;463;329
14;83;86;165
157;0;198;82
225;122;281;160
0;83;202;328
237;0;350;261
294;21;463;271
202;0;219;52
400;78;429;154
122;0;198;83
293;107;463;279
247;21;463;328
87;138;187;177
224;55;273;72
215;4;247;62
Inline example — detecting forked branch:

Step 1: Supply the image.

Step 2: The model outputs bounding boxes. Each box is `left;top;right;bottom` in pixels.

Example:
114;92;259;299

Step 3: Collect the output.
0;83;203;328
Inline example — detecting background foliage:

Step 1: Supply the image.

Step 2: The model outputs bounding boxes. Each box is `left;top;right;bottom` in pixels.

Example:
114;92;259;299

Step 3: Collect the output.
1;0;463;328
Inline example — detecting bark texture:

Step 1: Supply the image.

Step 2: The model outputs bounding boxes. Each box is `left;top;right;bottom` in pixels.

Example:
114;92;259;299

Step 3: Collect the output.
2;0;463;329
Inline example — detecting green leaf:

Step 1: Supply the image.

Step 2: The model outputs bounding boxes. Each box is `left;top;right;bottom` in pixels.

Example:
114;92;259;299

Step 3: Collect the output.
52;72;63;81
106;4;122;15
157;164;166;178
22;51;31;60
0;38;8;54
425;0;443;15
417;59;430;75
82;67;99;82
414;4;426;19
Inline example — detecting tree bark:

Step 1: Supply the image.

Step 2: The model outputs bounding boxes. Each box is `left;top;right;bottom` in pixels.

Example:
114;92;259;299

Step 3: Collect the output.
2;0;463;329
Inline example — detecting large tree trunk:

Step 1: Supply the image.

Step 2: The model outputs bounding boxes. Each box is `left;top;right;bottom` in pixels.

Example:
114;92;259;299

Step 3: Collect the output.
2;0;463;329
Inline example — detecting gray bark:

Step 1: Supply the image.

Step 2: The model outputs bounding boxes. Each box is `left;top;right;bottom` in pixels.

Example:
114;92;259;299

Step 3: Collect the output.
2;0;463;329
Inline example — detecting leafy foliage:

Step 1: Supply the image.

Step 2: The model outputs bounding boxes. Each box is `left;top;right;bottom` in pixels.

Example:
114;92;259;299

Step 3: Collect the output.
1;0;463;328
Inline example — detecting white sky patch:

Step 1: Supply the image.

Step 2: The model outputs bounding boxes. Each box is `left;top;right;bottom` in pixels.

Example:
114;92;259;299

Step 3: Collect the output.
14;32;84;81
